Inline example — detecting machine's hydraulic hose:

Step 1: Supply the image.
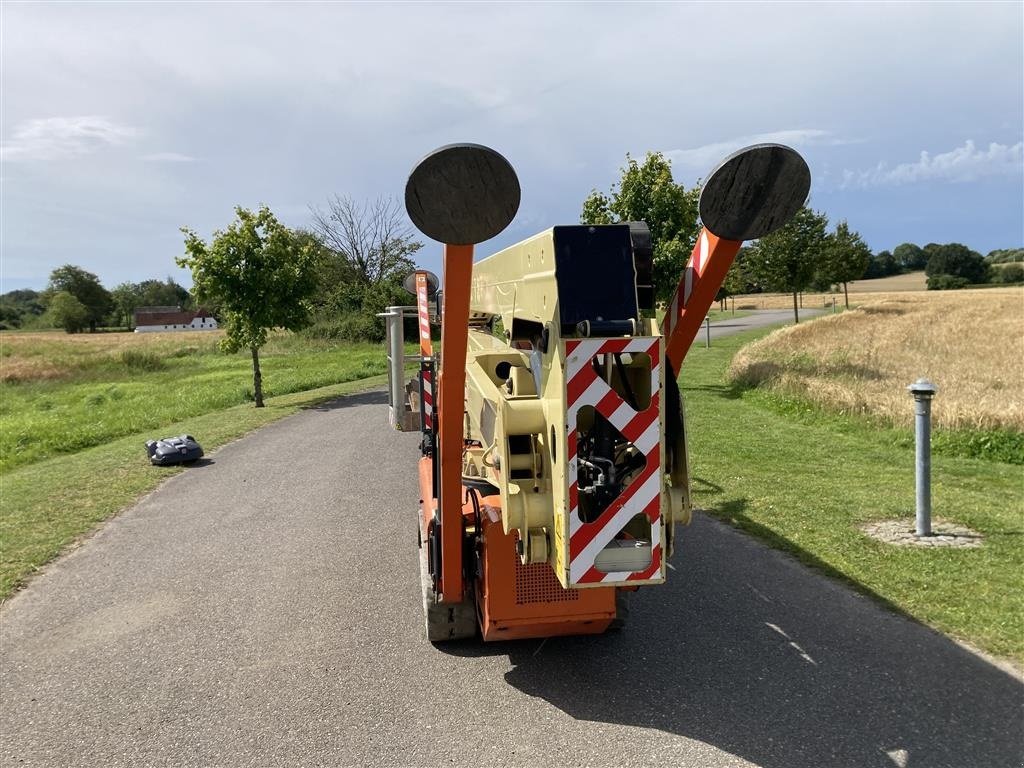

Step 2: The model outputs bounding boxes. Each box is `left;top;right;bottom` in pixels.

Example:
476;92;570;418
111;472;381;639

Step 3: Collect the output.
664;358;683;450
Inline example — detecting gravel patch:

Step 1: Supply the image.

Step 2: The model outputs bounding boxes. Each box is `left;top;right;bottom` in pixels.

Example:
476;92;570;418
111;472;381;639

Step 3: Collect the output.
861;519;984;548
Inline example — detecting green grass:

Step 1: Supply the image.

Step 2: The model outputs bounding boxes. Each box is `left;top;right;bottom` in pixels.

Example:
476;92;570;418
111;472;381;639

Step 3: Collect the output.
0;374;388;599
0;335;391;472
680;328;1024;660
752;391;1024;465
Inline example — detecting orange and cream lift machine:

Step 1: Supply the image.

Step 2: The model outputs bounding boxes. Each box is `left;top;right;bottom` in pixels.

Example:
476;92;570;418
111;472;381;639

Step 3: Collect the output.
383;143;810;642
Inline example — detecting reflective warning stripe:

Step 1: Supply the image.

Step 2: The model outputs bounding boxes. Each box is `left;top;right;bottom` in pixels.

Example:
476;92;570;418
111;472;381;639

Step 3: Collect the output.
422;367;433;432
415;272;434;434
415;273;432;358
563;337;662;585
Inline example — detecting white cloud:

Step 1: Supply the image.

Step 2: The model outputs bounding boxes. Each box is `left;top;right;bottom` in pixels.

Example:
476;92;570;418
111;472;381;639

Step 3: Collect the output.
0;116;138;161
667;130;855;173
142;152;195;163
842;140;1023;188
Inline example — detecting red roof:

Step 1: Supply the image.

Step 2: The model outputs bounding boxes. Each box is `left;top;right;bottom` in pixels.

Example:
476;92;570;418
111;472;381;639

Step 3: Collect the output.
134;309;213;326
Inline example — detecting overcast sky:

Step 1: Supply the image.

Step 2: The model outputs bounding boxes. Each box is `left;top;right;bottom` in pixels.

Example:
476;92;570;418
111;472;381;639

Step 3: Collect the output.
2;1;1022;292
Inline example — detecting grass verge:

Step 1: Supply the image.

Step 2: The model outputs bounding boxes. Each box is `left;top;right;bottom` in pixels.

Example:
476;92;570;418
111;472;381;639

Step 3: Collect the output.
0;334;397;472
0;374;387;599
681;328;1023;661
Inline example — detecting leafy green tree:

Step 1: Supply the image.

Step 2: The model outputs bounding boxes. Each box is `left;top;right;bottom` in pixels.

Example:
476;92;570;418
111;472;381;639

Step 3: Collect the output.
893;242;927;271
580;152;700;304
109;278;192;329
46;291;90;333
744;206;829;323
863;249;901;279
44;265;112;332
922;243;944;265
178;206;319;407
0;289;46;329
0;304;20;329
993;263;1024;283
985;248;1024;264
717;248;754;310
821;220;872;307
110;282;140;329
924;243;990;284
137;277;191;309
926;274;971;290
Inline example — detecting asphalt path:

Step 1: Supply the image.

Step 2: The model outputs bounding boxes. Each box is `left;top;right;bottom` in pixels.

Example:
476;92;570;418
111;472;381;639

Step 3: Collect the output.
2;312;1021;768
704;308;823;338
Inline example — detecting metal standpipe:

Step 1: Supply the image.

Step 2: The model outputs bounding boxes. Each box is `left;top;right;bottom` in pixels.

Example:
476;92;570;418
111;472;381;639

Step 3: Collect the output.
705;317;711;348
907;378;938;536
378;305;419;431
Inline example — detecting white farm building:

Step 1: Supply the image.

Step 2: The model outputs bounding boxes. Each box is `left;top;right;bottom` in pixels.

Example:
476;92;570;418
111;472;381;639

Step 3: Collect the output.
133;307;218;333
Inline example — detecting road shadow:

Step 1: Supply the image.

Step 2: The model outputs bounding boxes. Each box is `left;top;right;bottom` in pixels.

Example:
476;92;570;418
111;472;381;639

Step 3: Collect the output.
686;382;746;400
440;512;1023;767
149;457;215;470
303;389;389;412
690;476;724;495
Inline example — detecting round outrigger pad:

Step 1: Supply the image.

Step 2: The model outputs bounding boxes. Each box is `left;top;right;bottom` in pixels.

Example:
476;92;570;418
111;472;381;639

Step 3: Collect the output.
405;143;521;245
699;143;811;242
402;269;439;297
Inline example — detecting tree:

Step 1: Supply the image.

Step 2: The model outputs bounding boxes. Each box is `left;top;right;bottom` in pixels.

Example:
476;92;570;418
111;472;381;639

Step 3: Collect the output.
0;289;45;329
993;263;1024;283
580;152;700;305
178;206;319;407
110;282;140;329
863;249;900;279
717;248;754;310
926;274;971;290
109;277;192;329
893;242;927;271
44;265;112;332
986;248;1024;264
744;206;829;323
924;243;989;284
137;277;191;309
46;291;90;333
821;220;872;307
307;197;423;341
309;196;421;288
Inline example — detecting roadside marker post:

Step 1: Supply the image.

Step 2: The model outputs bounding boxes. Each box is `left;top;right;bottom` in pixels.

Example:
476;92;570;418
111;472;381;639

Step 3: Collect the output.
907;378;938;537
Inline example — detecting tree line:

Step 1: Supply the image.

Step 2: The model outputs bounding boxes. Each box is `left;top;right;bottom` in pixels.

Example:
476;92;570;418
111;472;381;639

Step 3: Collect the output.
0;195;421;338
866;243;1023;287
4;158;1018;409
2;272;196;333
581;152;1022;322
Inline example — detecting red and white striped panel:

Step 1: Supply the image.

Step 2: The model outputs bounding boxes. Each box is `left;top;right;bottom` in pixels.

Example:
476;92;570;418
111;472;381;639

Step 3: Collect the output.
564;337;663;586
414;272;434;433
663;230;710;341
415;273;433;358
421;366;433;432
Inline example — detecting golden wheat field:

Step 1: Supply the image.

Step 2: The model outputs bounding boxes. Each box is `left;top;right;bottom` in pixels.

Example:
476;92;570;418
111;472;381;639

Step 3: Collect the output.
846;271;928;293
732;272;928;311
728;287;1024;431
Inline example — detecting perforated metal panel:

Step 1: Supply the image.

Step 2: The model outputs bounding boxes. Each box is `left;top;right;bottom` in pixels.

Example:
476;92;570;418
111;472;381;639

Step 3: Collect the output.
514;556;580;605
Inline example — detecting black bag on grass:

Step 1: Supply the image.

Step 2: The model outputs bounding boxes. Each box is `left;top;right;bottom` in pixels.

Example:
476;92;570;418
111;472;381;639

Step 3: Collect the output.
146;435;204;465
